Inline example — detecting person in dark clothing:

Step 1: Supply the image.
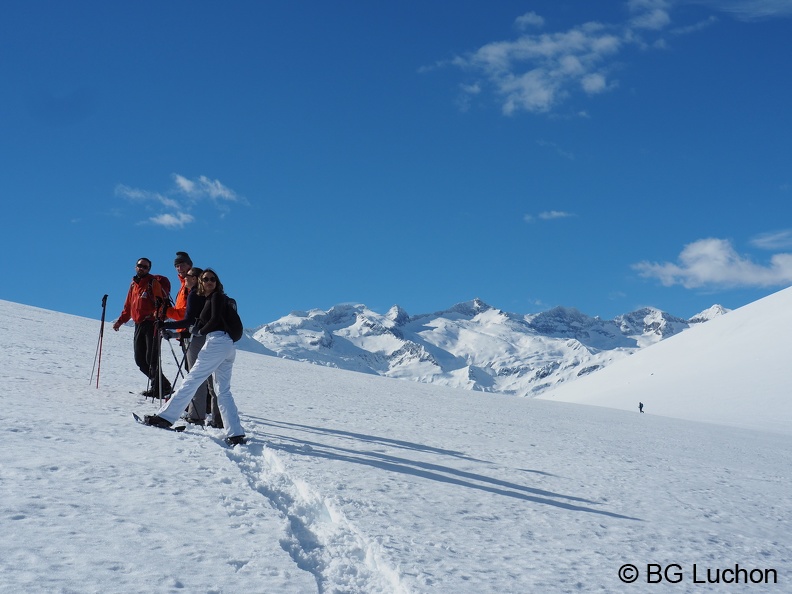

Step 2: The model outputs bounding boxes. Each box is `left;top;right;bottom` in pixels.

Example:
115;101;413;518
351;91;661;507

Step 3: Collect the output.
112;258;172;397
639;402;644;413
145;268;245;445
160;267;221;427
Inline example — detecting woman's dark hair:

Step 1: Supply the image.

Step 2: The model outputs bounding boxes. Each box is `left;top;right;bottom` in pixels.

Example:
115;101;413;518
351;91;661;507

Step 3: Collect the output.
187;267;204;294
199;267;224;295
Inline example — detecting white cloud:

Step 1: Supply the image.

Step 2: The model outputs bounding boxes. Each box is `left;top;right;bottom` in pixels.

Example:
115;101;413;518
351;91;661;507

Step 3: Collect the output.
633;238;792;288
173;174;240;203
525;210;576;222
690;0;792;21
173;174;195;194
500;71;559;114
116;174;245;228
114;184;180;209
539;210;575;220
671;15;719;35
628;0;673;29
450;17;630;115
515;11;545;30
751;229;792;250
148;213;195;229
581;72;611;94
444;0;790;116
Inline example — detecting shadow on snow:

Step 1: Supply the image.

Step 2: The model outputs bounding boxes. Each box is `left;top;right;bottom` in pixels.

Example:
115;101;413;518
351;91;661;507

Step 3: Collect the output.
247;416;642;522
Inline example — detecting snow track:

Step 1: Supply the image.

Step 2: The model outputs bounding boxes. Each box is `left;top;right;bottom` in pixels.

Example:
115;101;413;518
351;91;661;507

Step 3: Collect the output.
226;440;408;594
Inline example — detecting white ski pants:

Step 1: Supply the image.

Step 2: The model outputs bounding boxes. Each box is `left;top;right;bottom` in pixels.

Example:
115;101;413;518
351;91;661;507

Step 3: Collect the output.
157;331;244;437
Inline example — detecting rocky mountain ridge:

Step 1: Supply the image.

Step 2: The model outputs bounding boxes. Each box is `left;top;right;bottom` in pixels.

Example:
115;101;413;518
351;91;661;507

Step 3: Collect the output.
251;298;728;397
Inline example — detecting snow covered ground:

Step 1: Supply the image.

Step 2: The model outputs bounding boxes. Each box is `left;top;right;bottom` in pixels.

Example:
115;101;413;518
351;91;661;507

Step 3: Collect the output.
1;298;790;593
539;286;792;435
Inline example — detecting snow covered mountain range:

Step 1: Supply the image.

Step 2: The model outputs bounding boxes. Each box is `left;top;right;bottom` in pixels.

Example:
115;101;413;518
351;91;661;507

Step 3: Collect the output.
251;299;728;397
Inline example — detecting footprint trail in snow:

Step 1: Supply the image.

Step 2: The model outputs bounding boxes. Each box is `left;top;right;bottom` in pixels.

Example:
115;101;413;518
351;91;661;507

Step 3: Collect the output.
226;440;408;594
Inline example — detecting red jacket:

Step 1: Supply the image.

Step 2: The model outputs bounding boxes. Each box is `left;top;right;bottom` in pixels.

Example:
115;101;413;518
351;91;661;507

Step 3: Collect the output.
116;274;169;325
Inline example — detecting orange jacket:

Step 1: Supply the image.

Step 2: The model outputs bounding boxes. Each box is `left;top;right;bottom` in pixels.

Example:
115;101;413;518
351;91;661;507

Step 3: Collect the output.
168;276;188;322
166;275;190;334
116;274;169;325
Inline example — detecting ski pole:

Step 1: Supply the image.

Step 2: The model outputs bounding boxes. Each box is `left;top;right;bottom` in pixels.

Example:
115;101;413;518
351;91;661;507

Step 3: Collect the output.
169;344;188;392
164;334;187;380
90;294;108;388
158;331;164;406
155;298;164;406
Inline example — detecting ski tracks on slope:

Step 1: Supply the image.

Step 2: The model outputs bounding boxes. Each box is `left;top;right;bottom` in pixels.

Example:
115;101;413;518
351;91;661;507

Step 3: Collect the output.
225;440;408;594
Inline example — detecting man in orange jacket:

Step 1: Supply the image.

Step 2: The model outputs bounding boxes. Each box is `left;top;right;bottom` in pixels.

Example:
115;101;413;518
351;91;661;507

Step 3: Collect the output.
168;251;192;348
113;257;172;397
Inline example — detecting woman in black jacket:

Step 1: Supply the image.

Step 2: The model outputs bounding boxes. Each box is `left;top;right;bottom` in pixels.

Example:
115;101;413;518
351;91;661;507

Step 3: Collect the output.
145;268;246;445
161;267;220;426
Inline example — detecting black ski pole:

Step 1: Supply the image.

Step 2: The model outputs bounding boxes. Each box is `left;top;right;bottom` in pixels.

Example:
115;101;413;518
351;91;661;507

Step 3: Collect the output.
164;334;187;383
90;294;108;388
158;330;164;406
146;327;156;402
155;298;164;406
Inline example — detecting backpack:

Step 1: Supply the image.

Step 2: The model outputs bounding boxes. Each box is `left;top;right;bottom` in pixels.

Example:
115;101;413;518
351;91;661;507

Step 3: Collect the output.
224;295;244;342
148;274;173;317
152;274;172;300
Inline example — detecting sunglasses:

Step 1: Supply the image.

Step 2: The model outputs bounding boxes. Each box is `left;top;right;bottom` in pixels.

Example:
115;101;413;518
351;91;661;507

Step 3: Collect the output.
136;263;150;270
201;276;217;283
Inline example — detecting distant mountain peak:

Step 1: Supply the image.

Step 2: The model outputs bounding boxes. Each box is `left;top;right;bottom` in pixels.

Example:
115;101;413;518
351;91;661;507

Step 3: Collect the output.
442;298;493;317
386;305;411;326
614;307;689;339
253;298;724;398
689;304;730;324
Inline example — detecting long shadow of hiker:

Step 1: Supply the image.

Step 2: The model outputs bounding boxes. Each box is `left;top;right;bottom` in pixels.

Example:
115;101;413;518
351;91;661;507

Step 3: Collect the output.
248;416;642;522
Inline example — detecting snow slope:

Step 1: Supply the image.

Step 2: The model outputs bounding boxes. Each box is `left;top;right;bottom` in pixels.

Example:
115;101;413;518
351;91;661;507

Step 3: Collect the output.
539;286;792;435
1;299;790;593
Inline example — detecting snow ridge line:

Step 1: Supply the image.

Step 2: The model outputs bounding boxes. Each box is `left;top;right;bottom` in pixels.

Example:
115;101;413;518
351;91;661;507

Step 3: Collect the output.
227;442;408;594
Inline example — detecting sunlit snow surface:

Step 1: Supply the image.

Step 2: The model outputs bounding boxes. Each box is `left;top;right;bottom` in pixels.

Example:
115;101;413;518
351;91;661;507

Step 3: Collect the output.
1;299;789;593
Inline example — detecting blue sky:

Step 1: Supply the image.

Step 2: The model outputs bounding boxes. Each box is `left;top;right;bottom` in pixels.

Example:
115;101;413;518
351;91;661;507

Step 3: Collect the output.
2;0;792;327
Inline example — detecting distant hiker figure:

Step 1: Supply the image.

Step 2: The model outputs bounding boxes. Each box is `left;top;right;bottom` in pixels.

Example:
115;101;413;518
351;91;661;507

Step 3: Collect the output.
639;402;644;413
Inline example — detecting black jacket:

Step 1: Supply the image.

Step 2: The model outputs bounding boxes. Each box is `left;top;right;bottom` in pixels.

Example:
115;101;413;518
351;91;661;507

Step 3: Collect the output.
163;290;206;333
195;291;228;336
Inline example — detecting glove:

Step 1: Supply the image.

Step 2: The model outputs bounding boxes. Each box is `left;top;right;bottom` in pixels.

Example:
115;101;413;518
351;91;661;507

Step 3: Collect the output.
160;329;178;340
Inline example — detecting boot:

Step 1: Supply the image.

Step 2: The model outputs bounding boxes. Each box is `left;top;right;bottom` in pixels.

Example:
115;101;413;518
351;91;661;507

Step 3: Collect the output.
225;435;247;447
143;415;172;429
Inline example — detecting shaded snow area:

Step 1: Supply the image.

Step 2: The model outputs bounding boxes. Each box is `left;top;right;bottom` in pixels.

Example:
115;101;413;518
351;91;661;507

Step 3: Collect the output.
1;298;790;593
